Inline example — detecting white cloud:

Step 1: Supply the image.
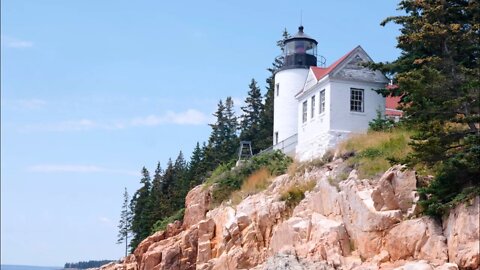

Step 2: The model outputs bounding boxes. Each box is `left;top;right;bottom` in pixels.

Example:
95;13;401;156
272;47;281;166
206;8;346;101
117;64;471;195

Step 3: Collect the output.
2;35;33;48
27;164;140;176
131;109;210;126
21;109;211;132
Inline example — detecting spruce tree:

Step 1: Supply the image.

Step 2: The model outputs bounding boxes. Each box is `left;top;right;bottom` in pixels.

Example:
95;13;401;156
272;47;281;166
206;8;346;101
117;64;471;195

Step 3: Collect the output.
117;187;132;257
240;79;264;154
378;0;479;215
149;162;165;225
205;98;238;170
257;29;291;150
172;151;188;210
223;97;239;158
188;142;205;186
129;167;152;251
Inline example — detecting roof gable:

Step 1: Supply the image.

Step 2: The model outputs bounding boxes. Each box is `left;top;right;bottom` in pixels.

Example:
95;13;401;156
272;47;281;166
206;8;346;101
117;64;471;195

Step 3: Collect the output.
330;46;389;83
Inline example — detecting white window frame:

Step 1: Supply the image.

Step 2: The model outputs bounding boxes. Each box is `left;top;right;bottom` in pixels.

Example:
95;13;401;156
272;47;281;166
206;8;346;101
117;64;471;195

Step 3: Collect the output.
302;101;308;123
350;88;364;112
311;95;315;119
319;89;326;114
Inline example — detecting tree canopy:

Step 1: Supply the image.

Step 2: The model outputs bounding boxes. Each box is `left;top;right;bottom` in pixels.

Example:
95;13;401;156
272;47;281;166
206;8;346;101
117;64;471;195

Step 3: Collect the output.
378;0;479;215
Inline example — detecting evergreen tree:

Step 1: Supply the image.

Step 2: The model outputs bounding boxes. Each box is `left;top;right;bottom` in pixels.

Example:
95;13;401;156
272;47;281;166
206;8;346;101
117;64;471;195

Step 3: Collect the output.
240;79;264;153
172;151;188;209
378;0;479;215
188;142;206;186
149;162;165;225
205;98;238;170
129;167;152;251
117;187;132;257
223;97;239;158
257;29;291;150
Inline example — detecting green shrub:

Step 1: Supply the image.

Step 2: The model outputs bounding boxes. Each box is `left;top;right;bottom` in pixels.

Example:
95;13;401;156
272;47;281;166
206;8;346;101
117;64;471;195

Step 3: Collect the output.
151;208;185;234
280;180;316;209
208;150;292;205
368;110;395;132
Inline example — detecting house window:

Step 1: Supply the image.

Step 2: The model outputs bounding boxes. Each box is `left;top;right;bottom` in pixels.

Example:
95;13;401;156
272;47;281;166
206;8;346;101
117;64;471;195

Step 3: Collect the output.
302;101;307;123
275;132;279;144
276;83;280;96
311;96;316;118
350;88;364;112
319;89;325;114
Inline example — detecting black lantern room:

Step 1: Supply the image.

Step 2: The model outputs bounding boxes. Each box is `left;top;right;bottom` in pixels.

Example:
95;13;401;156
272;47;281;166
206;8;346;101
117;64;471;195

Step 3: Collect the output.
282;26;318;70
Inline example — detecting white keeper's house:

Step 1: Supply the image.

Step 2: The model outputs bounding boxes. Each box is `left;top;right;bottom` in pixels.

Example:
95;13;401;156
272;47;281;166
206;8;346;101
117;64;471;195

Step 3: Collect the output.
272;26;390;161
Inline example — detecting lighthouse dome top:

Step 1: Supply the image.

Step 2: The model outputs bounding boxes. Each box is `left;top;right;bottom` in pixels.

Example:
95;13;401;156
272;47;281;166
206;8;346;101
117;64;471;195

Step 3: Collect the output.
280;26;318;70
284;25;318;45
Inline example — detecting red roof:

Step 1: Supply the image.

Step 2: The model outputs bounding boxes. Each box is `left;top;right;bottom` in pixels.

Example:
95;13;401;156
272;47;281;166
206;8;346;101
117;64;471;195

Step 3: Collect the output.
311;48;355;81
385;84;403;116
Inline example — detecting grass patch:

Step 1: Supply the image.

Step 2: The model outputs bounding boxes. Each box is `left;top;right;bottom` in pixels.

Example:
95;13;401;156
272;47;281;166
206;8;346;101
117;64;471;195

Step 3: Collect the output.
230;168;273;205
280;179;316;209
151;208;185;234
206;150;292;206
337;128;413;179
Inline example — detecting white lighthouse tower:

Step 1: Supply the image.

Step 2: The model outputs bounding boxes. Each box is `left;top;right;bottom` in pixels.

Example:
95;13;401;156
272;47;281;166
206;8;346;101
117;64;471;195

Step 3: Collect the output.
273;26;318;155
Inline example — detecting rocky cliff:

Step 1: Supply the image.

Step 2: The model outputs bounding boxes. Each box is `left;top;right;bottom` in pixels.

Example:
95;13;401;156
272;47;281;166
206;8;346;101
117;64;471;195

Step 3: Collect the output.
99;158;479;270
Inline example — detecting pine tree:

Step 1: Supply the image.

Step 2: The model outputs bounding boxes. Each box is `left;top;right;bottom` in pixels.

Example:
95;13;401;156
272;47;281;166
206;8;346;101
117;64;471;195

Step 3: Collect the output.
172;151;188;210
129;167;152;251
257;29;291;151
149;162;165;225
117;187;132;257
223;97;239;158
205;98;238;170
240;79;264;154
188;142;205;186
378;0;480;215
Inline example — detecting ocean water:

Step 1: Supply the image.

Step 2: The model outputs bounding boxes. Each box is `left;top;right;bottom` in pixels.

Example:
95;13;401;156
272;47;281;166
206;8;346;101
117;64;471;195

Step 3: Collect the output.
1;265;63;270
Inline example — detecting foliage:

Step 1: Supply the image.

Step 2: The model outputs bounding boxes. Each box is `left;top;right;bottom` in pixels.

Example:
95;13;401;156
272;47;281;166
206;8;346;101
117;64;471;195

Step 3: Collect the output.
208;150;292;205
117;187;132;257
240;79;265;154
204;97;239;171
230;168;273;205
368;110;395;132
64;260;116;269
280;180;316;209
338;129;413;179
256;29;291;151
151;208;185;234
129;167;153;251
376;0;480;216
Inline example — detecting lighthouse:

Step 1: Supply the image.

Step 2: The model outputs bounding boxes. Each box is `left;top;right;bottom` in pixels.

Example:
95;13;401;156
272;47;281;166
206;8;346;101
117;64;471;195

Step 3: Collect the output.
273;26;318;155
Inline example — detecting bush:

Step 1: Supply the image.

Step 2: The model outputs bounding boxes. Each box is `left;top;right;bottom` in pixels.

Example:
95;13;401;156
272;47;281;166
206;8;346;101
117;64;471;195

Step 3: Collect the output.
369;110;395;132
280;180;316;209
151;208;185;234
208;150;292;205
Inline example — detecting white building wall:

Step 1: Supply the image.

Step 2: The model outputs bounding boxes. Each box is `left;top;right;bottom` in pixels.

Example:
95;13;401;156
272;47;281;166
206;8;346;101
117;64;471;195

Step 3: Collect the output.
273;68;309;144
295;79;385;161
329;80;385;132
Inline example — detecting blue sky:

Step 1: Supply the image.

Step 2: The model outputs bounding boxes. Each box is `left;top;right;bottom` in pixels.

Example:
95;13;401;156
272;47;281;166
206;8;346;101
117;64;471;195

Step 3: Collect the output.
1;0;402;266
